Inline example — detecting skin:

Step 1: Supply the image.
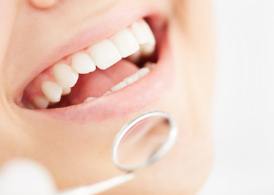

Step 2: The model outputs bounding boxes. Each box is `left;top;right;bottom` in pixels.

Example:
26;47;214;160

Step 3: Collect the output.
0;0;215;194
29;0;57;9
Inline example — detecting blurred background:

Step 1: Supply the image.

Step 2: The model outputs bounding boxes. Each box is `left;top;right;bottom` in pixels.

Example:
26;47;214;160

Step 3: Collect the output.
200;0;274;194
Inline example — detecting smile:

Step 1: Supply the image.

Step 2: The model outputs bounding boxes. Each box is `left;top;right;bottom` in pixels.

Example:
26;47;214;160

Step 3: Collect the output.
18;6;174;122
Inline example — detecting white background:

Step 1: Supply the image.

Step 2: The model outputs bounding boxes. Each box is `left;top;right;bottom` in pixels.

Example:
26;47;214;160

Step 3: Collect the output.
200;0;274;194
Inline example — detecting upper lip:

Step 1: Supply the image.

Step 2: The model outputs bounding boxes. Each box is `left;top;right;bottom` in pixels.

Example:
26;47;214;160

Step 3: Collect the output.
16;2;174;122
15;2;160;100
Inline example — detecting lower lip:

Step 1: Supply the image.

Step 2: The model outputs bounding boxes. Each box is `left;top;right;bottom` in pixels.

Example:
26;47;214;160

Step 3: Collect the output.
35;29;174;122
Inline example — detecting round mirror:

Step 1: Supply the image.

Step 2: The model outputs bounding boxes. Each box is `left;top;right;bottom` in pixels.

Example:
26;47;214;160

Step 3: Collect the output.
112;111;177;172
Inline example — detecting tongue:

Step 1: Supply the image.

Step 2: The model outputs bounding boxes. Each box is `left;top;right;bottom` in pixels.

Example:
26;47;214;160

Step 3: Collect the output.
67;60;139;105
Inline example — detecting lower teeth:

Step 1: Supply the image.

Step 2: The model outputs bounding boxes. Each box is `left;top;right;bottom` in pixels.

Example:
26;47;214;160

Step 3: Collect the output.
83;63;154;103
111;65;151;92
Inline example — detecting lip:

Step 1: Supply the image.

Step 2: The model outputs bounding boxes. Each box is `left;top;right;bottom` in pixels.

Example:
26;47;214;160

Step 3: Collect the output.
16;3;174;122
15;2;162;101
42;34;173;122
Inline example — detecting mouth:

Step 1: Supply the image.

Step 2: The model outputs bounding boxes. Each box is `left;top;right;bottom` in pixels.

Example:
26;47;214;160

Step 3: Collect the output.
19;11;173;122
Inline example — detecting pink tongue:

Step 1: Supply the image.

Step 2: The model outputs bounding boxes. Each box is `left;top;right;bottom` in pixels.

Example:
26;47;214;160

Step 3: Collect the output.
68;60;139;105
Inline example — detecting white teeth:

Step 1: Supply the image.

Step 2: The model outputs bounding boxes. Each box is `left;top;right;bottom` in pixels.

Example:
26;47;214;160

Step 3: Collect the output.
71;52;96;74
33;96;49;109
137;66;150;75
111;67;150;92
87;40;122;70
52;63;79;88
130;19;156;55
111;81;128;92
140;43;156;56
41;81;62;103
126;67;150;84
30;20;156;108
111;29;140;58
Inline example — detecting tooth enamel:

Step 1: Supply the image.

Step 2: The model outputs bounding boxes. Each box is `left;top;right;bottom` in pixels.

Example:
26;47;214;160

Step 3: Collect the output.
71;52;96;74
111;67;150;92
125;67;150;84
130;19;156;46
111;29;140;58
130;20;156;56
140;43;156;56
33;96;49;109
52;63;79;88
138;67;150;76
124;76;137;85
111;81;128;92
41;81;62;103
124;72;140;84
62;87;71;95
88;40;121;70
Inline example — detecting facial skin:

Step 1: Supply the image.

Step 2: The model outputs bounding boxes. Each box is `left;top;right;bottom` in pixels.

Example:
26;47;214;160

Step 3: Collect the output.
0;0;214;194
29;0;58;9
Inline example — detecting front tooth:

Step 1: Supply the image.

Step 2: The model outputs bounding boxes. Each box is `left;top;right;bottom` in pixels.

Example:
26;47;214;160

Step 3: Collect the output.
41;81;62;103
88;40;121;70
33;96;49;109
71;52;96;74
131;19;156;45
52;63;79;88
111;29;140;58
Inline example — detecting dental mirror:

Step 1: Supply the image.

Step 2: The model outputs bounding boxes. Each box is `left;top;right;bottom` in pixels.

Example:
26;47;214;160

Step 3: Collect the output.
112;111;178;172
61;111;177;195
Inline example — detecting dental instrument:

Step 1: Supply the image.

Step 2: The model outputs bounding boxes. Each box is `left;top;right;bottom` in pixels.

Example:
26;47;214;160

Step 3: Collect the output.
61;111;178;195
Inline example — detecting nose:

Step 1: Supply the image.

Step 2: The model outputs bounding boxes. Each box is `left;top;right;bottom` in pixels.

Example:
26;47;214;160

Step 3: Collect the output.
29;0;58;9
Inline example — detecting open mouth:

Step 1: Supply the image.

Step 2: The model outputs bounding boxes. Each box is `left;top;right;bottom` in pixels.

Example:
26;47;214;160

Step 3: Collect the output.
21;16;166;110
17;5;173;122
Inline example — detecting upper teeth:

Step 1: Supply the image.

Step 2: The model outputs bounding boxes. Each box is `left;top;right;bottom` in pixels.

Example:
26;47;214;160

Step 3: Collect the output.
71;52;96;74
41;81;63;103
87;40;122;70
52;63;79;88
110;29;140;58
27;19;156;109
131;20;156;56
